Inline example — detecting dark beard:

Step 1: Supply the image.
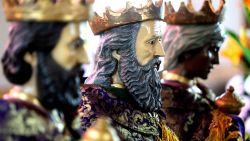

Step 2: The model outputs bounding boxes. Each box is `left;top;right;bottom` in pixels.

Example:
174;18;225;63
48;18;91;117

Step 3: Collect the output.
36;53;81;112
36;53;81;139
118;54;162;112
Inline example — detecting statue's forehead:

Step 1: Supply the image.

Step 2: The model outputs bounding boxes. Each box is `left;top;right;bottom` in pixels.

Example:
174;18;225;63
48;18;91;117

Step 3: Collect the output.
140;21;161;36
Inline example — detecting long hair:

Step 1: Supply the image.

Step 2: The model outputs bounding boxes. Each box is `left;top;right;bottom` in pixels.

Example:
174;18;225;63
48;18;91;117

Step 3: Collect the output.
86;22;162;111
86;22;140;87
2;22;66;84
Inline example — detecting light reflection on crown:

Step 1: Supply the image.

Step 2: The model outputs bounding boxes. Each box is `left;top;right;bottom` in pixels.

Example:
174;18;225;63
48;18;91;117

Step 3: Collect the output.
164;0;225;24
3;0;93;22
89;0;164;35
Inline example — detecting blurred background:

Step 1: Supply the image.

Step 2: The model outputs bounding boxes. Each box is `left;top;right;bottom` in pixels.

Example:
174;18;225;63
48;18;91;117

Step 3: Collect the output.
0;0;245;95
0;6;9;94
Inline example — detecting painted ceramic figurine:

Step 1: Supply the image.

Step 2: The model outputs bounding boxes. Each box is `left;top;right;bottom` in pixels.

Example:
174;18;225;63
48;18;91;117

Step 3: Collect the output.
79;0;178;140
0;0;92;140
161;0;246;140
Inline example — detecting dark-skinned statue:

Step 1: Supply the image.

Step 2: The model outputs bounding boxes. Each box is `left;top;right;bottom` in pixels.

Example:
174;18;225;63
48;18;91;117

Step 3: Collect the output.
161;0;246;140
79;0;179;140
0;0;92;140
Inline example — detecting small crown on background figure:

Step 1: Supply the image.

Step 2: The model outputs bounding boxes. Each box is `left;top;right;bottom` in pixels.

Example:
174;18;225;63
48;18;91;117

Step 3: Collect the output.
164;0;225;24
89;0;164;35
2;0;94;22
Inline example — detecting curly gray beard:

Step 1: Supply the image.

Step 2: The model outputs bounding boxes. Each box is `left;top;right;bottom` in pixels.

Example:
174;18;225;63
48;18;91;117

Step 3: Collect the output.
89;22;162;112
118;50;162;112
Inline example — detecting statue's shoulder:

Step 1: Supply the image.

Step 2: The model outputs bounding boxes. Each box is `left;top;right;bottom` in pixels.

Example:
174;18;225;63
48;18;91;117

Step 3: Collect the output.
162;80;189;90
161;80;190;100
0;99;60;140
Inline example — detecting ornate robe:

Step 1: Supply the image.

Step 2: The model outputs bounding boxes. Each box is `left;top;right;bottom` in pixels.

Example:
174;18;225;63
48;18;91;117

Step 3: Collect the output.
161;80;245;141
0;95;63;141
79;84;178;141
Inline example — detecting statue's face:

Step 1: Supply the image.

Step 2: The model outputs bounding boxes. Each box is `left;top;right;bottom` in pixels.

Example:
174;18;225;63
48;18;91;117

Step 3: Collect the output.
52;22;89;70
36;22;88;112
135;20;165;66
116;21;163;111
184;43;219;79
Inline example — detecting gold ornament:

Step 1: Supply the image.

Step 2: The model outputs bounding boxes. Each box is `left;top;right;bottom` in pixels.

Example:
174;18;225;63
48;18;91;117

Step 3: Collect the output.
2;0;93;22
89;0;164;34
161;71;197;86
82;117;120;141
3;87;41;108
164;0;225;24
215;86;245;115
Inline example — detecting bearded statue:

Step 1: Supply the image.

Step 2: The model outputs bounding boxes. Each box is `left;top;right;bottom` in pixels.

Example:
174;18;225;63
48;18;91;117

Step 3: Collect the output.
79;0;179;140
0;0;92;140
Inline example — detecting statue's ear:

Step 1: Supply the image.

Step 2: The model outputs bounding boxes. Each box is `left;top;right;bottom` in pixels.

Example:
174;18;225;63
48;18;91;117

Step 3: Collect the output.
183;53;192;60
111;50;121;61
178;52;191;63
23;52;37;67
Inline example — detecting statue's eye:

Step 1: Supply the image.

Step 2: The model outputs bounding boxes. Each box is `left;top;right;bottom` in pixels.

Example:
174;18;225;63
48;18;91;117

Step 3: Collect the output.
146;37;161;46
150;40;155;45
146;39;156;46
70;38;84;49
209;43;220;53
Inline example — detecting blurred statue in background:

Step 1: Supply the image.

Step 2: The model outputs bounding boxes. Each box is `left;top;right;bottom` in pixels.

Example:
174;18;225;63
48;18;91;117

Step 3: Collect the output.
161;0;246;140
221;0;250;135
0;0;92;140
79;0;179;140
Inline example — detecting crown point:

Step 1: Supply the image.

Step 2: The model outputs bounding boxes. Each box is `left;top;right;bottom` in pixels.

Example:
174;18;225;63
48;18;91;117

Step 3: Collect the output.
200;0;216;14
164;0;225;24
217;0;225;13
180;1;186;8
89;0;164;34
3;0;92;21
166;1;175;13
187;0;195;11
178;2;190;13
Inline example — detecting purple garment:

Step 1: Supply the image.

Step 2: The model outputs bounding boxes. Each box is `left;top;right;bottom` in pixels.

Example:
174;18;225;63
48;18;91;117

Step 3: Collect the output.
79;84;161;141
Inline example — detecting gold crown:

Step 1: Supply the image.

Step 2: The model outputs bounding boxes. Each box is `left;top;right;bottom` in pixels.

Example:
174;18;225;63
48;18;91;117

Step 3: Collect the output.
3;0;93;22
89;0;164;34
164;0;225;24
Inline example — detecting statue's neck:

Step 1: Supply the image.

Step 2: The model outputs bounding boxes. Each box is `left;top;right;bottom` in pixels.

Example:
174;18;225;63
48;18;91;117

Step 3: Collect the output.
20;67;38;98
21;74;38;98
111;69;125;88
161;70;197;86
4;70;41;108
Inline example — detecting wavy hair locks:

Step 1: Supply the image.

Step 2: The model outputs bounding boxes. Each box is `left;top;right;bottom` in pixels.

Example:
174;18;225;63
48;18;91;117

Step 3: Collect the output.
86;22;141;87
2;22;66;84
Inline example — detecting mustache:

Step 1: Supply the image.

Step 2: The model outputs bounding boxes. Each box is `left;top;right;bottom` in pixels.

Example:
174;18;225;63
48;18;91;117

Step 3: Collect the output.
139;57;161;71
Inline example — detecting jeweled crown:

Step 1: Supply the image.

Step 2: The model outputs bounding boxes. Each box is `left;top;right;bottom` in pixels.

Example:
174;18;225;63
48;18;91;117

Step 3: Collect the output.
164;0;225;24
89;0;164;35
3;0;93;22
